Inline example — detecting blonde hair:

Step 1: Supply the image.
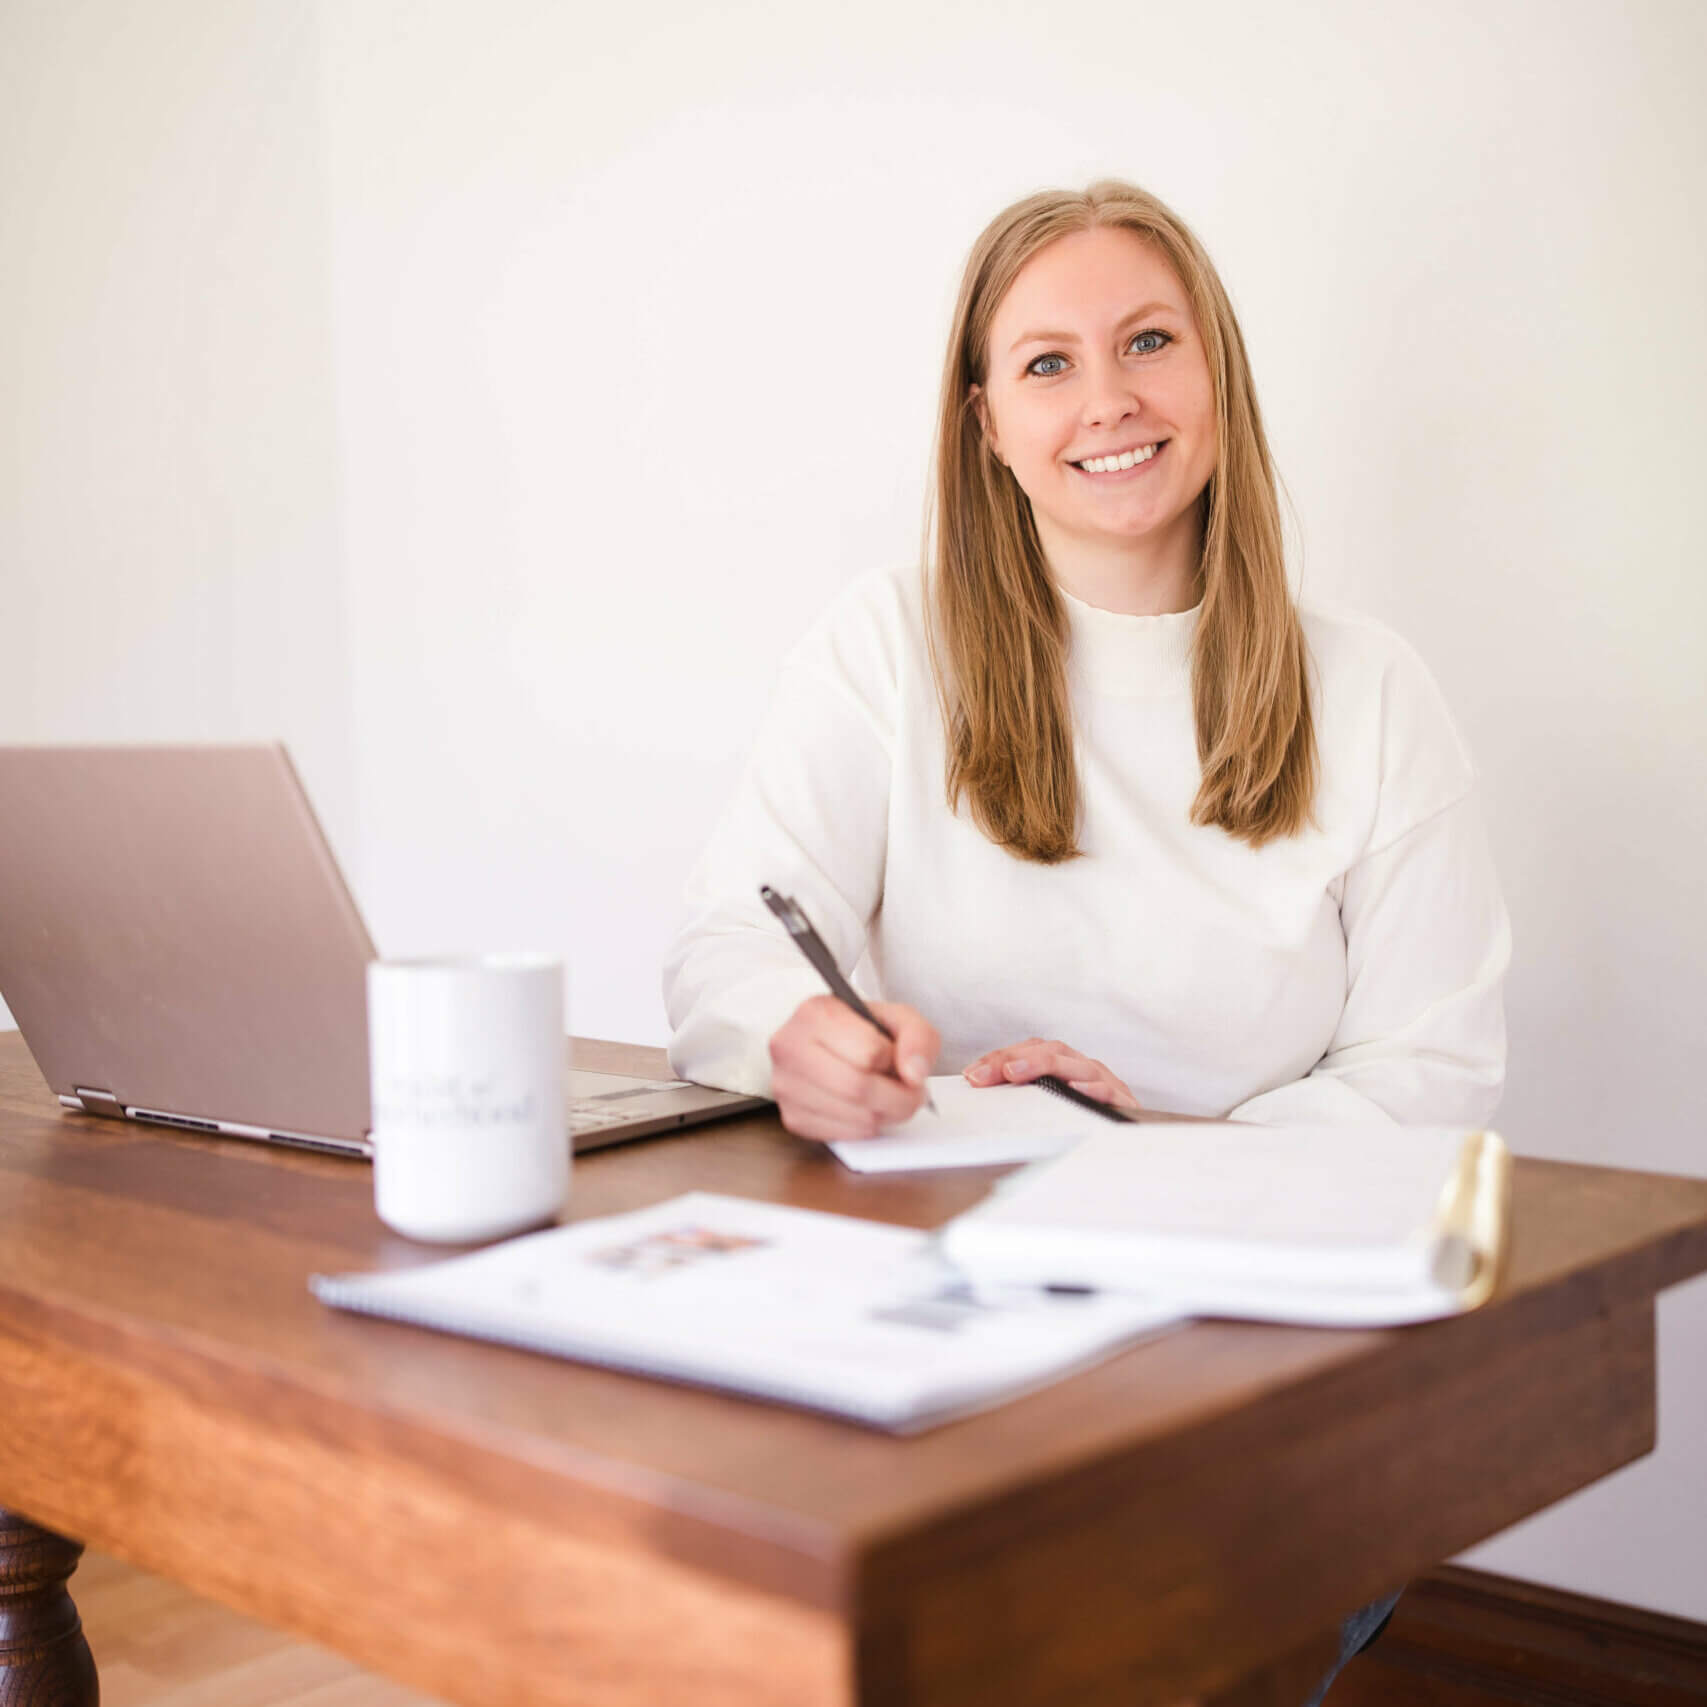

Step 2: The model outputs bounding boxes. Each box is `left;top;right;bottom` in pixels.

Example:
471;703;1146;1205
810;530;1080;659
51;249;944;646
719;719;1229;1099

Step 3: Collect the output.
924;179;1316;860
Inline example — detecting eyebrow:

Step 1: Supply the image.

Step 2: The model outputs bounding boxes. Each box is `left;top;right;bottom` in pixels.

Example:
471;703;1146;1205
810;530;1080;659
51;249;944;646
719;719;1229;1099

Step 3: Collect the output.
1007;302;1181;356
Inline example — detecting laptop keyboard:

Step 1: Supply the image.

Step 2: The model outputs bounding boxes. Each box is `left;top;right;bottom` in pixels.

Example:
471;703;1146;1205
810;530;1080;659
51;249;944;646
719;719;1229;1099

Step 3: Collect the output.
568;1099;649;1133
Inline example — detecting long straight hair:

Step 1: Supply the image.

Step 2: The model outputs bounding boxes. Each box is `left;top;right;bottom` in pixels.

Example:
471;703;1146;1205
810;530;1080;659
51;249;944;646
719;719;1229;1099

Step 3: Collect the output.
924;181;1316;860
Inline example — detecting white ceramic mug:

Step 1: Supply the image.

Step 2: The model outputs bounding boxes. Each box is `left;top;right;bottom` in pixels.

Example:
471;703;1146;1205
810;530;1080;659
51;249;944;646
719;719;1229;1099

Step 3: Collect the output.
367;955;568;1243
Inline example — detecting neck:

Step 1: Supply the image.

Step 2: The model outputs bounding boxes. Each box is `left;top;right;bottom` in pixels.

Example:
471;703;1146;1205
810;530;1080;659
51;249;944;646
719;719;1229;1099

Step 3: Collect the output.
1033;503;1204;615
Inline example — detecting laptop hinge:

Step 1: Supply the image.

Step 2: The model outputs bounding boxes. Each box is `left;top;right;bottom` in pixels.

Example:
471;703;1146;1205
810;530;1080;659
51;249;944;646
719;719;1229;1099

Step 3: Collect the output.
68;1087;126;1120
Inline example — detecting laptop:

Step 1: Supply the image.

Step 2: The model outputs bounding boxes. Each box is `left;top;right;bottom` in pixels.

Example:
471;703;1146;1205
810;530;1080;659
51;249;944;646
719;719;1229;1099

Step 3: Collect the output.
0;745;765;1159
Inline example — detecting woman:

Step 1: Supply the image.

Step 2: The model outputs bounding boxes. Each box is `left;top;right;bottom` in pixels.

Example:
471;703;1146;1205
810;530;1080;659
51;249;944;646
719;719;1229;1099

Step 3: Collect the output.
664;179;1504;1705
663;179;1508;1141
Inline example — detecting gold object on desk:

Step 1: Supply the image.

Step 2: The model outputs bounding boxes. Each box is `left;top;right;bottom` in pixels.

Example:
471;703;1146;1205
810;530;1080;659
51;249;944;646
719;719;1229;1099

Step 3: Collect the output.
1430;1129;1515;1309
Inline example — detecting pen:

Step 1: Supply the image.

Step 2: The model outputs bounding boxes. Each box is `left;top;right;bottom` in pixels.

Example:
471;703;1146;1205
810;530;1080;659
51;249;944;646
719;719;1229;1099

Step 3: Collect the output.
759;885;938;1116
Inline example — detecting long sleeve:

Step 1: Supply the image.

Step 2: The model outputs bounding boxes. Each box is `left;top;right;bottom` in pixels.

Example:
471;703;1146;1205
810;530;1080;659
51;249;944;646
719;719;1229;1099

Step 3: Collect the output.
1227;624;1511;1128
662;599;896;1096
1227;792;1510;1125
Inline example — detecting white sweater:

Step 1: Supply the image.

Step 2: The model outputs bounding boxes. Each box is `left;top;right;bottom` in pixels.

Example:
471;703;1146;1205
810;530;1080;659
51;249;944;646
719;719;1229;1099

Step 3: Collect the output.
663;565;1509;1126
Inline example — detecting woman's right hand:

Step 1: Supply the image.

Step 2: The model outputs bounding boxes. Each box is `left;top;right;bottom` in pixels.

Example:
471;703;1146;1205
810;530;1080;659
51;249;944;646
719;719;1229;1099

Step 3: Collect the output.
768;996;940;1143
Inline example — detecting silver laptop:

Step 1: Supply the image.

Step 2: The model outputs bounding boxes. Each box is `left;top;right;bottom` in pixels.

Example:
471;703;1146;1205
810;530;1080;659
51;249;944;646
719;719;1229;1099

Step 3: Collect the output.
0;745;764;1159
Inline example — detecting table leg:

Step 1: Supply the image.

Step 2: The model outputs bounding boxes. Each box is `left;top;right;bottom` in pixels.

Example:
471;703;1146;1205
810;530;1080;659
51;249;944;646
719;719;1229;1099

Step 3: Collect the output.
0;1511;98;1707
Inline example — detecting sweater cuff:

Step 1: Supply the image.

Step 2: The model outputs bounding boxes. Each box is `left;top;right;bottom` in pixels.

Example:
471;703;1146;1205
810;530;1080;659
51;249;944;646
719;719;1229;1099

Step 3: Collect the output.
1226;1072;1400;1127
665;965;828;1099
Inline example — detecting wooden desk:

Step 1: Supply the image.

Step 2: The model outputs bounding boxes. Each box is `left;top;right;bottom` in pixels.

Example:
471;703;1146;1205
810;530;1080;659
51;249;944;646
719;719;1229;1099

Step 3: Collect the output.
2;1030;1705;1707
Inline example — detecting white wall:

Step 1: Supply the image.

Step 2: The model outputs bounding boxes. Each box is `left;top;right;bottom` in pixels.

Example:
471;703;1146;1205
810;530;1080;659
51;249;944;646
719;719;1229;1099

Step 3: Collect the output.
3;0;1703;1621
0;1;358;879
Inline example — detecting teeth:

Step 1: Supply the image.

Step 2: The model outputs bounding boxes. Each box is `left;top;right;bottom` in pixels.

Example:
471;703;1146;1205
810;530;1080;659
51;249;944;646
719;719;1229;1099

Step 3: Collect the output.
1077;444;1157;473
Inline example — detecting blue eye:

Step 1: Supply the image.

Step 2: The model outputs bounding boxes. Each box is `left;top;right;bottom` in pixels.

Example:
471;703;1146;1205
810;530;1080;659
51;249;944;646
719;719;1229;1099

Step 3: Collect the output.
1023;329;1172;378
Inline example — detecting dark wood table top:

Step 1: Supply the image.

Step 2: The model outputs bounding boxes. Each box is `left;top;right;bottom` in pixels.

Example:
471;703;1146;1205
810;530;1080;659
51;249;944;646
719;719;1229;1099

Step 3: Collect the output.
3;1029;1705;1707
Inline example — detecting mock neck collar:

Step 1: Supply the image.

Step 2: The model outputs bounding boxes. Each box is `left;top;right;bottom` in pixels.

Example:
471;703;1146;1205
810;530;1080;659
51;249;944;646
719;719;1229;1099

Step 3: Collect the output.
1057;582;1199;699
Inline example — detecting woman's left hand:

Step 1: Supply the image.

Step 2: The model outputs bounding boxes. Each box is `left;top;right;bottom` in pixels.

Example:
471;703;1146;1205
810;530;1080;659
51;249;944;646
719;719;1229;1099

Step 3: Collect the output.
962;1038;1142;1114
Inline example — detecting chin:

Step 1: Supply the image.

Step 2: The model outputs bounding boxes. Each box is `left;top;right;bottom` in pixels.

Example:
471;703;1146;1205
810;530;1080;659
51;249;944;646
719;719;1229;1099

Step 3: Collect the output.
1094;505;1176;537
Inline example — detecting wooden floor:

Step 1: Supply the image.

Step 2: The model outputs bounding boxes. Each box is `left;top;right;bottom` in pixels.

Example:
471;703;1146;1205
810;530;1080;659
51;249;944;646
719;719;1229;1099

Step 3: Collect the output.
73;1549;448;1707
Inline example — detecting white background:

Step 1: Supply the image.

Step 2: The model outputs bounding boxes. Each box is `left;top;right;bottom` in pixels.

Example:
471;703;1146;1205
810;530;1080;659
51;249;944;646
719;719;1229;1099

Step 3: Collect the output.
2;0;1703;1618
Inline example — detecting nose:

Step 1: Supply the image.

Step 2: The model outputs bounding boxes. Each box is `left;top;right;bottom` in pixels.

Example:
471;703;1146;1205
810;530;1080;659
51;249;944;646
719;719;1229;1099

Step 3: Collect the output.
1080;353;1141;429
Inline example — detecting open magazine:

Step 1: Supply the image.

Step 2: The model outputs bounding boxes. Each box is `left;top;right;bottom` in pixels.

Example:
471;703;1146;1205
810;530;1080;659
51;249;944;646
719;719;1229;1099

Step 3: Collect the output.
312;1193;1184;1432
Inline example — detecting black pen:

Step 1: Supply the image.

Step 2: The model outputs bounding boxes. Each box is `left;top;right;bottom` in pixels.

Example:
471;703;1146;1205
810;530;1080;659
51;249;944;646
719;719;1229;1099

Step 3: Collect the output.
759;885;938;1116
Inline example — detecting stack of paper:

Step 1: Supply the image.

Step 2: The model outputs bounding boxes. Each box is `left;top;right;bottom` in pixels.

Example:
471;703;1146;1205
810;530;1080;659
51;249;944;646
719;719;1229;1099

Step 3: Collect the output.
939;1124;1512;1326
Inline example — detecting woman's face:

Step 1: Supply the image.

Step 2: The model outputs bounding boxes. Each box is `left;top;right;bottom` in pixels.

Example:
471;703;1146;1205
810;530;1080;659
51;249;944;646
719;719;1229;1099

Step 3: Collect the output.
974;226;1218;573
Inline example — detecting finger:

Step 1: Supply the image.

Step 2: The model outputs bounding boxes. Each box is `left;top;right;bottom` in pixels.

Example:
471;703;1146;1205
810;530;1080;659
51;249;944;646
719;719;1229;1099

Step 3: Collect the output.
969;1041;1095;1085
996;1037;1092;1078
1066;1075;1143;1113
810;999;898;1077
770;995;874;1077
963;1038;1054;1085
872;1002;941;1088
779;1045;922;1127
1001;1042;1099;1083
776;1095;884;1144
771;1059;888;1140
775;1065;918;1141
1069;1056;1143;1111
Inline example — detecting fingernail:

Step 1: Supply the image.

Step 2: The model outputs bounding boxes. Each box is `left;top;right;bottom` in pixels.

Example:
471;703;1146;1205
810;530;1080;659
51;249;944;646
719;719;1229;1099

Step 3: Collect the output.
965;1062;992;1084
1004;1059;1029;1078
903;1054;931;1086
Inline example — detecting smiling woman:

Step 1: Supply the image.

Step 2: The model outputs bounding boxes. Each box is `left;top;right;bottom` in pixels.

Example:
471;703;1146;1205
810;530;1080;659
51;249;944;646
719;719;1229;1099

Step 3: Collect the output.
661;175;1508;1135
942;189;1311;869
662;178;1509;1700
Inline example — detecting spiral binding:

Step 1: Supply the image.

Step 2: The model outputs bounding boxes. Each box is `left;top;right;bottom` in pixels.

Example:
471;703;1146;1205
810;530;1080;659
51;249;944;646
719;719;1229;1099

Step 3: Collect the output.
1033;1074;1138;1124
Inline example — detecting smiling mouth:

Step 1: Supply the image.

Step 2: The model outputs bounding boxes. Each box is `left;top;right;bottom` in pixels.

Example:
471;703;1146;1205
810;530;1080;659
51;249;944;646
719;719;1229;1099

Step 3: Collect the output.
1071;441;1165;475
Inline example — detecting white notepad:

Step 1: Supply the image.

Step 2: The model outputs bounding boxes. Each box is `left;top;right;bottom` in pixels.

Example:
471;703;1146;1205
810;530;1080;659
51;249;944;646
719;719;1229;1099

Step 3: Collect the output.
311;1192;1183;1431
829;1075;1120;1173
939;1123;1512;1326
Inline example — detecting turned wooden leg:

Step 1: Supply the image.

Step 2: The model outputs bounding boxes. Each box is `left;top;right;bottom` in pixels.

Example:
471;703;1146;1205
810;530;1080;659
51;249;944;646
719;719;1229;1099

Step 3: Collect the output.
0;1511;98;1707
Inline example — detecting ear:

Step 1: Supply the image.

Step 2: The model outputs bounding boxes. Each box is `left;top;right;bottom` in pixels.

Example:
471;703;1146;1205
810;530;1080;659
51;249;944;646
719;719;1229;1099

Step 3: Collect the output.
968;383;1005;465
